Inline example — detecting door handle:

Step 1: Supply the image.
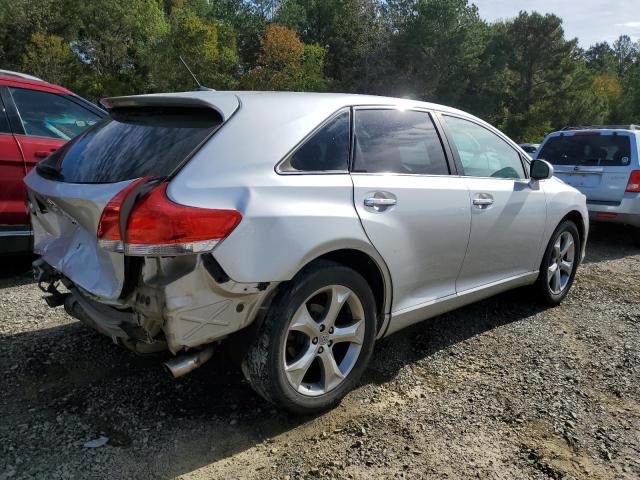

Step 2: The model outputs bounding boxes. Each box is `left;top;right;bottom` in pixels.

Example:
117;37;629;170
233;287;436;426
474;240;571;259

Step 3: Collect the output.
34;150;55;158
472;194;494;209
364;197;397;207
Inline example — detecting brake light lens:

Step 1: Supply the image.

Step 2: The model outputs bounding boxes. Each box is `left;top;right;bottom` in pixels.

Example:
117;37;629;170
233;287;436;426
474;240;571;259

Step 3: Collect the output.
97;181;242;256
573;131;601;136
626;170;640;192
97;177;150;252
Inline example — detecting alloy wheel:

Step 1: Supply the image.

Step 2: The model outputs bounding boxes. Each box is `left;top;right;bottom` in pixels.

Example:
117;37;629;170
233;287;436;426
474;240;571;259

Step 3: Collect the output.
283;285;365;397
547;231;575;295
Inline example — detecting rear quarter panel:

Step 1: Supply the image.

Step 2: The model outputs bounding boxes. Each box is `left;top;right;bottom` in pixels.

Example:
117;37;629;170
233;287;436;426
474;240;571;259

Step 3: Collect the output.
168;95;392;291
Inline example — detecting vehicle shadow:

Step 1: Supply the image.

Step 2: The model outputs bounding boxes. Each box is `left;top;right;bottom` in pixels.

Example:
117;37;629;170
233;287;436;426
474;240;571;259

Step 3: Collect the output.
0;254;35;287
582;223;638;264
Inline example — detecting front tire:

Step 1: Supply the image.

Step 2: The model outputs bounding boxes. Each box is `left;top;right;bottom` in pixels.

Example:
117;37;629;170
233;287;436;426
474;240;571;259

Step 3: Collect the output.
241;260;377;414
535;220;580;306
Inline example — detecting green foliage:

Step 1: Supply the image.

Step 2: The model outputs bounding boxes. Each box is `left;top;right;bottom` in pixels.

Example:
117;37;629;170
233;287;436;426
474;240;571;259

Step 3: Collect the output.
20;33;81;86
2;0;640;140
277;0;391;93
146;5;239;92
240;23;327;91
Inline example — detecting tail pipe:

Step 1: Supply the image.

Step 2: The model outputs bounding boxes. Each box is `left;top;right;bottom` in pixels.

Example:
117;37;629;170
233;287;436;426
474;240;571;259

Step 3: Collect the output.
163;345;215;378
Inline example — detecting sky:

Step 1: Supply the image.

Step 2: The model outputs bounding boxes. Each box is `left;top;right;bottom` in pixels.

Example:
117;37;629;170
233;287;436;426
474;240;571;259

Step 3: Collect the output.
472;0;640;47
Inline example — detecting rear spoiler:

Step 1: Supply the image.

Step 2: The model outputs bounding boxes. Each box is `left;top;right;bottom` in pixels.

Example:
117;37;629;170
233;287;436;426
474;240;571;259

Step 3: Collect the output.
100;93;240;122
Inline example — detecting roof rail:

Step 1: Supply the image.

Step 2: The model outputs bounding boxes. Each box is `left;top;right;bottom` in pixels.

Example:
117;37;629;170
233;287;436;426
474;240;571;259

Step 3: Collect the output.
562;125;640;131
0;69;44;82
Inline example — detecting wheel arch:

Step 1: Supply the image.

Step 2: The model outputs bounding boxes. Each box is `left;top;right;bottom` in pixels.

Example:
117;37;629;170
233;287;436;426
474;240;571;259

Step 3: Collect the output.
312;248;390;329
562;210;587;254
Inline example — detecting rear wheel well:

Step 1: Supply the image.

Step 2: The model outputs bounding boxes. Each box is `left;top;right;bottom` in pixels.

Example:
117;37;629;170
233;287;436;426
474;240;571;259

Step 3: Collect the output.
313;249;387;330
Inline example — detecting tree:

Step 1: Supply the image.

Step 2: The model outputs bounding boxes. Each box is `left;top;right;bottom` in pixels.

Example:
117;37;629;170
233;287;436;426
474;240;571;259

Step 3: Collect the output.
612;35;638;77
241;23;328;91
497;11;604;141
2;0;638;141
389;0;488;103
146;5;239;92
67;0;168;98
20;33;82;87
0;0;70;69
277;0;392;93
585;42;617;74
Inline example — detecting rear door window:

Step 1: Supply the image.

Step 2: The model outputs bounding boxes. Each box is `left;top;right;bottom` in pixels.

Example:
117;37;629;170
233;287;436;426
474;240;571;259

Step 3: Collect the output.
353;109;449;175
538;134;632;166
9;87;100;140
38;107;222;183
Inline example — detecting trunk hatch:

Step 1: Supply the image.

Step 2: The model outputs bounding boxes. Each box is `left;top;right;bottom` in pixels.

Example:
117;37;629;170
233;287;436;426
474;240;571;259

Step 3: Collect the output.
24;93;238;300
539;132;635;203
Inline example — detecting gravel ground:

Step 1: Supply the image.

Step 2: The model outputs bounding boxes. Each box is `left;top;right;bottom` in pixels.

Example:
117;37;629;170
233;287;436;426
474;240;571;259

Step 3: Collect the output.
1;224;639;480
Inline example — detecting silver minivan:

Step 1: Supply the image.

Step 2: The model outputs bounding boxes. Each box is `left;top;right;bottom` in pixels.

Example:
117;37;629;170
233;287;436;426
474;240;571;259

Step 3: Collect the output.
25;92;588;413
537;126;640;245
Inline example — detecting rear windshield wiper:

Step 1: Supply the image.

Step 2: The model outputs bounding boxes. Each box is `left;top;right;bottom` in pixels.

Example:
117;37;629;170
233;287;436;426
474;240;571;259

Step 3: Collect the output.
36;163;64;181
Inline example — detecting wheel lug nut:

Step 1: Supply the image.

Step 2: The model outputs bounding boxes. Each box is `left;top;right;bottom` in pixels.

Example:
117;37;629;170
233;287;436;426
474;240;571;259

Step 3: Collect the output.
328;340;333;347
318;346;324;353
319;324;325;332
329;327;334;334
312;337;318;344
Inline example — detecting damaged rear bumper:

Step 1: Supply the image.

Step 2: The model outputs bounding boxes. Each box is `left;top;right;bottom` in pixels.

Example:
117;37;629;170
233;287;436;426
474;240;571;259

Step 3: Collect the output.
35;254;277;355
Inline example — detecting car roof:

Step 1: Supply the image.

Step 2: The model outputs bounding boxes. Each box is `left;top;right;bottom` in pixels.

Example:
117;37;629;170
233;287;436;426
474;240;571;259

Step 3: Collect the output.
105;90;477;122
543;128;640;139
0;72;72;94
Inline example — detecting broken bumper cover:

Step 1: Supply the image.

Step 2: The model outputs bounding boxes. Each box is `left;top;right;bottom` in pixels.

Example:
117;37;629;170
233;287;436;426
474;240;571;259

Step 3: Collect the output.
36;255;276;355
65;288;151;342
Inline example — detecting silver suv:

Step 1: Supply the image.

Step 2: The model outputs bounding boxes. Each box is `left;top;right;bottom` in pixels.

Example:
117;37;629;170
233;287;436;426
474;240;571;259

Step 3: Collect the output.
25;92;588;413
537;126;640;245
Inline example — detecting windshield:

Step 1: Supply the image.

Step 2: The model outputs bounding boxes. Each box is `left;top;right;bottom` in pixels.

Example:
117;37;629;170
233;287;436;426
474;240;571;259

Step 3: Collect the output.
538;134;632;166
37;107;222;183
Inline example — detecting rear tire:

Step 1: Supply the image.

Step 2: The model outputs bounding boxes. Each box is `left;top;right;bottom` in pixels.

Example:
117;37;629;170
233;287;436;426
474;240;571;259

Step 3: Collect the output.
241;260;377;414
535;220;580;306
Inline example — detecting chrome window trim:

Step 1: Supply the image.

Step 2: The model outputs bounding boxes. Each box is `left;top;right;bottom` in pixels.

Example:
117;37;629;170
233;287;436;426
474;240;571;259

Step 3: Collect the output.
440;112;529;180
0;229;32;237
275;107;351;175
350;172;457;179
12;133;70;141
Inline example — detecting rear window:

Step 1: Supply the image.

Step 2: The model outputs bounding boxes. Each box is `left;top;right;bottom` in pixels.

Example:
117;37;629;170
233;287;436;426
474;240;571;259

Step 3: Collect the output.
538;134;632;166
37;107;222;183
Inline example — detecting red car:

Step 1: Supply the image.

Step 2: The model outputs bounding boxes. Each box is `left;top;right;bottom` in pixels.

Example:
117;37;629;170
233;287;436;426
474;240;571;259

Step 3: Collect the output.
0;70;106;254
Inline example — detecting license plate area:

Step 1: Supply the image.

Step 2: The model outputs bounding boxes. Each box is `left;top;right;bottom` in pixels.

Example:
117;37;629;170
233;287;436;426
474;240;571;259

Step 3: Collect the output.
556;172;601;188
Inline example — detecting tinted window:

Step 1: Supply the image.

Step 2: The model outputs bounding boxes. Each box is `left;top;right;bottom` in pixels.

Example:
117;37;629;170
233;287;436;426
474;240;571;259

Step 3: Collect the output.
38;107;222;183
9;87;100;140
538;134;632;166
444;115;525;179
353;110;448;175
283;110;350;172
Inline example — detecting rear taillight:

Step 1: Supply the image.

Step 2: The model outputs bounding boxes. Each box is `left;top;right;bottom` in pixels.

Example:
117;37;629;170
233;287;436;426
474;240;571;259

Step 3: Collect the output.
97;177;150;252
97;181;241;256
626;170;640;192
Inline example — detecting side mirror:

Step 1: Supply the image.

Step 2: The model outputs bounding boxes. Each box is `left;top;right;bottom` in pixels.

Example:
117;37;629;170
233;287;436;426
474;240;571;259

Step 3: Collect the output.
530;159;554;180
